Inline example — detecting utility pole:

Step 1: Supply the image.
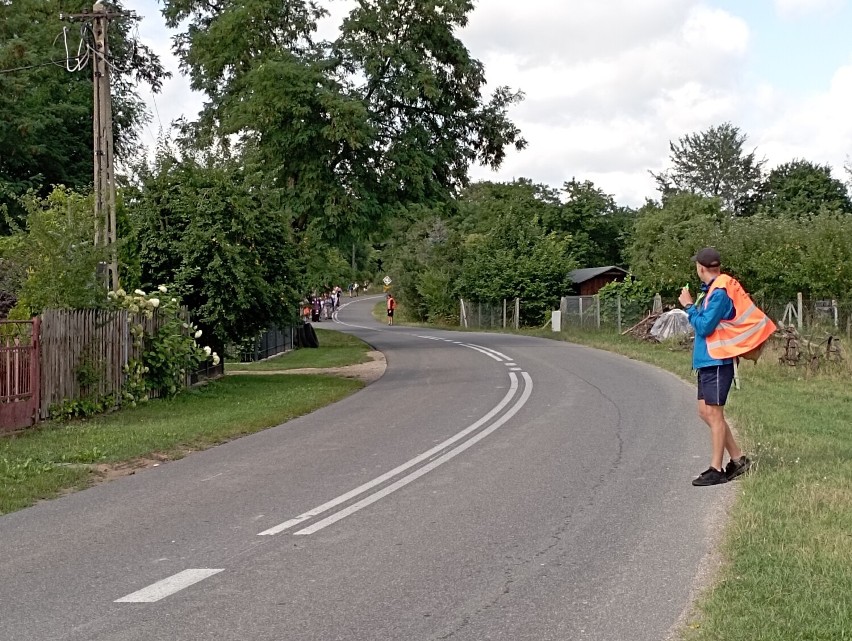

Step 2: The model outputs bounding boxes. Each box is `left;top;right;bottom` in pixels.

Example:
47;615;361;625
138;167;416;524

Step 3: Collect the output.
61;3;128;291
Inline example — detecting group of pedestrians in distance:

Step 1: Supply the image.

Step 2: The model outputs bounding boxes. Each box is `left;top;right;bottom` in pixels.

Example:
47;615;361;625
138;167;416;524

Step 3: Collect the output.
303;286;344;323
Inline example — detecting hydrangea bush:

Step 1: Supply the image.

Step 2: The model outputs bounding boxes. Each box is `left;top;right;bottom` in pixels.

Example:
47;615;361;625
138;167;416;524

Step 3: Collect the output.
108;285;219;403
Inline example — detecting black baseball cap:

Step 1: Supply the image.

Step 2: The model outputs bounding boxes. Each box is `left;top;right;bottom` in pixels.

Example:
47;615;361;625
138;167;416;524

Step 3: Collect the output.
691;247;721;267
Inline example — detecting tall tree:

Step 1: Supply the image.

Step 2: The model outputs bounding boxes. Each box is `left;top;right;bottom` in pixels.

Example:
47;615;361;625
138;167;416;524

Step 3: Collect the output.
0;0;167;230
759;159;852;218
652;122;765;217
163;0;525;241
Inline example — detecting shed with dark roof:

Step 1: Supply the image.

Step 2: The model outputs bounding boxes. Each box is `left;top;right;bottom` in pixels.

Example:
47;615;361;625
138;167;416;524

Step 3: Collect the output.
568;266;629;296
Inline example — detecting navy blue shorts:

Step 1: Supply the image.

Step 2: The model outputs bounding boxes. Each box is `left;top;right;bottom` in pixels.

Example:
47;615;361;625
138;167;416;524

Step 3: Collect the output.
697;364;734;406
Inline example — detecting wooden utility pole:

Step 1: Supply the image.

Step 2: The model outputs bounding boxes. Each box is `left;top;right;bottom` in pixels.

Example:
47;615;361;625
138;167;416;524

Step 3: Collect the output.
92;3;118;291
61;3;125;291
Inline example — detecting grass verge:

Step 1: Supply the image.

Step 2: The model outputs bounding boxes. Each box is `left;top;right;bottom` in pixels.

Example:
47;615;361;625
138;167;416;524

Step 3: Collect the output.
529;326;852;641
0;374;362;515
226;328;373;372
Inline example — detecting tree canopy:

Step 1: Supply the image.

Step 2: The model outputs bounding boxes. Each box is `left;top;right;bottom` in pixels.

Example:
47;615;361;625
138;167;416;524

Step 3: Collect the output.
162;0;526;241
759;159;852;218
652;122;765;217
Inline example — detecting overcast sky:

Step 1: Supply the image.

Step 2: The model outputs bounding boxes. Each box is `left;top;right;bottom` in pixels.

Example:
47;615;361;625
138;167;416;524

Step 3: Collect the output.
135;0;852;207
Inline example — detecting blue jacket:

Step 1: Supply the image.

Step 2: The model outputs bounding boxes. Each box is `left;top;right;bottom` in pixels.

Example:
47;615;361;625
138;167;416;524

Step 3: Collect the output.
685;279;735;369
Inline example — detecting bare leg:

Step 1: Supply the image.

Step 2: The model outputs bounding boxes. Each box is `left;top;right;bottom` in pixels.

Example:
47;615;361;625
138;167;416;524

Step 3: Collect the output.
697;401;739;470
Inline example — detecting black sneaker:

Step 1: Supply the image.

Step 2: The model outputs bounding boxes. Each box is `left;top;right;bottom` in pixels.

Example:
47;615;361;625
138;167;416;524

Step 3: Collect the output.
725;456;751;481
692;467;728;486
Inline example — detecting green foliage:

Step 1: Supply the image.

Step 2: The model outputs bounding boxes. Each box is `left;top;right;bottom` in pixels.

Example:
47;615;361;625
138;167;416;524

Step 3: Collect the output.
50;396;116;422
629;192;852;301
546;179;635;266
458;214;576;325
597;275;654;324
627;193;722;295
382;207;465;323
127;151;302;348
0;0;168;229
109;286;217;402
0;187;106;314
163;0;525;241
652;122;765;217
759;159;852;218
300;228;354;293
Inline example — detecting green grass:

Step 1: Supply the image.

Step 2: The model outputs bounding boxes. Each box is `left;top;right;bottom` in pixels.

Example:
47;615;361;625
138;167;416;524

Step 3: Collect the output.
226;328;373;372
0;374;362;514
528;326;852;641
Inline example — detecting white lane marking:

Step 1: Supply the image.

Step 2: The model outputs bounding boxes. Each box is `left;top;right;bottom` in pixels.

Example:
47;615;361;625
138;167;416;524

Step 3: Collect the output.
466;343;513;361
510;367;522;372
258;375;521;536
295;372;534;535
504;362;517;367
115;569;224;603
459;343;504;362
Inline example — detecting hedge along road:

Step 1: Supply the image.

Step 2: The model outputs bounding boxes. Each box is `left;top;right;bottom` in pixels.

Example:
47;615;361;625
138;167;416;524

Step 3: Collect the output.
0;295;728;641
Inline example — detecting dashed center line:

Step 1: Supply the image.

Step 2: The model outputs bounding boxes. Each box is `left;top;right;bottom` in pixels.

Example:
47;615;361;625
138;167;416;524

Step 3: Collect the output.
115;569;223;603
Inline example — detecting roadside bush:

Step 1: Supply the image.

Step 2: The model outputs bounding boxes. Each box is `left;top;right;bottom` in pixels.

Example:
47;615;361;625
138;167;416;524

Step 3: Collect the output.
109;286;218;403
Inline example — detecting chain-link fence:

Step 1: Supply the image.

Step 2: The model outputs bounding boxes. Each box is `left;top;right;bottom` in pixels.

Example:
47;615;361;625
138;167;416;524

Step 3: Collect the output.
557;295;659;333
459;299;520;330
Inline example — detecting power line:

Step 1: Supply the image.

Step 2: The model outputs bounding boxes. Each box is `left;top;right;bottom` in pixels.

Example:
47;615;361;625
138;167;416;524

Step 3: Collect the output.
0;56;86;74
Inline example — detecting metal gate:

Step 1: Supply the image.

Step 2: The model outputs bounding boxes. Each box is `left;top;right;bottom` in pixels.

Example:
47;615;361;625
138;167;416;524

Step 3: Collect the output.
0;319;40;432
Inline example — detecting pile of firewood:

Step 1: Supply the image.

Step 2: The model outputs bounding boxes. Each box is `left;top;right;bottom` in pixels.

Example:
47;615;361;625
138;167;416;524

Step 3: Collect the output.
621;313;662;341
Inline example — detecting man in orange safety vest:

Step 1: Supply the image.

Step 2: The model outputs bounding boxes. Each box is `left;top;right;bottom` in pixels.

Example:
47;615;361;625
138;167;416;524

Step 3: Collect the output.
678;247;775;487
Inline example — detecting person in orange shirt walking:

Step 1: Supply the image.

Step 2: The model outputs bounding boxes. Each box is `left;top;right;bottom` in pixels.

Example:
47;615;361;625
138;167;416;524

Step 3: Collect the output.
386;293;396;326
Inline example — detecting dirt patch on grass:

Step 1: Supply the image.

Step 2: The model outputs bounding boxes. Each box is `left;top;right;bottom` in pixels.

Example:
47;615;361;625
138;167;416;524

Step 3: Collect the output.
228;350;386;383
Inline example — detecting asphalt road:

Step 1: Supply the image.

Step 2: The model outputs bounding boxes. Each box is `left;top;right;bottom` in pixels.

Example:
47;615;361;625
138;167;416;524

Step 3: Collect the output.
0;296;730;641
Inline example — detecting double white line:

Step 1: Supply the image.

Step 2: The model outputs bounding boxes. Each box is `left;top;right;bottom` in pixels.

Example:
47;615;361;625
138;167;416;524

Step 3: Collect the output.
258;345;533;537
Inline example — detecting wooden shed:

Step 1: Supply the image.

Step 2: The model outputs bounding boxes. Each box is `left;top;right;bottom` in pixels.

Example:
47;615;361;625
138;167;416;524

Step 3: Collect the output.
568;266;629;296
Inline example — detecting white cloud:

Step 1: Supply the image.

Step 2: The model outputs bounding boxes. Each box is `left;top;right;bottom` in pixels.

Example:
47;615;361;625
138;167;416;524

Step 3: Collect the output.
467;2;750;204
774;0;846;19
755;61;852;173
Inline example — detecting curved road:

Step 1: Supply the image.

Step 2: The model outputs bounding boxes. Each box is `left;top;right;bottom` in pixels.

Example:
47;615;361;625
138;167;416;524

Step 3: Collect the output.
0;295;729;641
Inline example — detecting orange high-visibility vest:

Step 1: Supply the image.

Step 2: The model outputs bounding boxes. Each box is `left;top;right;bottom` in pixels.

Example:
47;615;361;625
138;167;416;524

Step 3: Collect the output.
704;274;776;360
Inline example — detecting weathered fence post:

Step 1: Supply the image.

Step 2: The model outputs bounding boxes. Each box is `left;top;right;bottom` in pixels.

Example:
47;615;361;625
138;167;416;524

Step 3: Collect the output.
797;292;803;330
595;295;600;329
514;298;520;330
578;297;584;328
617;295;622;334
503;299;507;329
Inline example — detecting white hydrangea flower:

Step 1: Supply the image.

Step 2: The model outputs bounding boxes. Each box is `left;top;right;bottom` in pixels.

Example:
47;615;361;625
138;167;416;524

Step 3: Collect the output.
195;329;203;339
158;284;168;293
212;352;220;366
203;346;212;356
134;289;146;296
149;298;160;308
116;288;126;297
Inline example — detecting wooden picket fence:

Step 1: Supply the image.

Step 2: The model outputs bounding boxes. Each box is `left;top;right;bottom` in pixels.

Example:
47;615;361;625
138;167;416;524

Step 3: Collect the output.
40;310;127;417
38;308;182;418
